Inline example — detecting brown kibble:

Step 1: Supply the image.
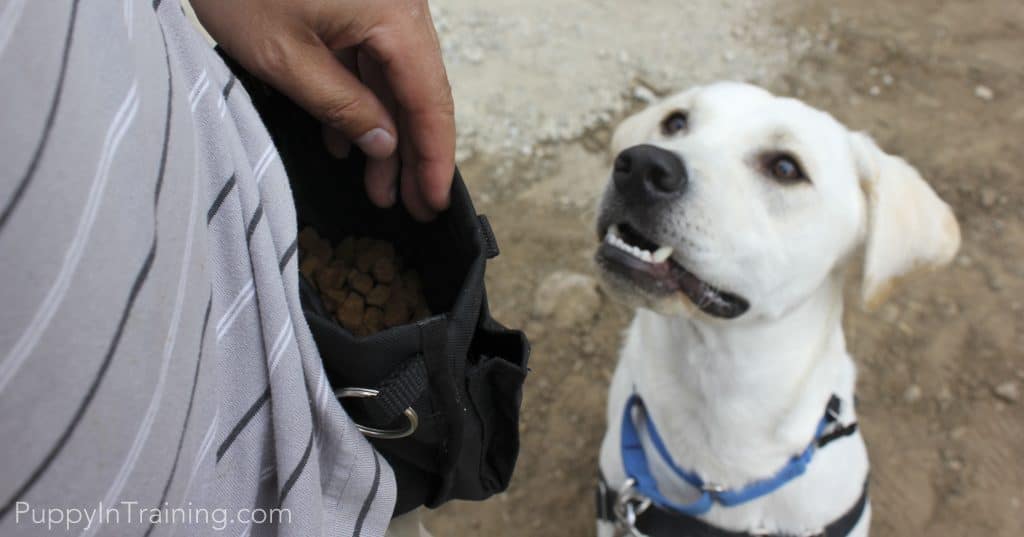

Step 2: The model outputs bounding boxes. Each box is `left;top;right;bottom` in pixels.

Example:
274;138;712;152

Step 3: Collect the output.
298;227;321;253
348;270;374;296
300;256;324;282
384;297;411;328
323;287;348;307
372;257;395;283
328;260;349;284
337;293;365;331
335;237;356;263
366;284;391;306
364;306;384;333
310;234;429;335
316;266;344;291
356;249;378;273
310;238;332;262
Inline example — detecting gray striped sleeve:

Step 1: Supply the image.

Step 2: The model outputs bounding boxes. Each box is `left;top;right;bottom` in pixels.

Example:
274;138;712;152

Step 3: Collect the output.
0;1;395;535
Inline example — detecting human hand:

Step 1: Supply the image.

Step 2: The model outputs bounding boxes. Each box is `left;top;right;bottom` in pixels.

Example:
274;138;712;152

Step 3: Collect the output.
192;0;455;221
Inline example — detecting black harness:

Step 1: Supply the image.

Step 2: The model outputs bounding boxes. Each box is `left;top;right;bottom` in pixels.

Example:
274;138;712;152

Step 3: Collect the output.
596;396;866;537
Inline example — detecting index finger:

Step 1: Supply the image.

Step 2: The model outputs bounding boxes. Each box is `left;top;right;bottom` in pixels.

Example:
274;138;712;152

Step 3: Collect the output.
362;9;455;211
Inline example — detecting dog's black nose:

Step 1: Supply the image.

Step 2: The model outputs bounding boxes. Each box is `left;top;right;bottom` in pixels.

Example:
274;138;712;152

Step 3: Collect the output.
613;145;688;200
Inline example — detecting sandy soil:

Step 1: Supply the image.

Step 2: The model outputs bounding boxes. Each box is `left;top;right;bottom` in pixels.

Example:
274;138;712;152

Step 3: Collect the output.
423;0;1024;535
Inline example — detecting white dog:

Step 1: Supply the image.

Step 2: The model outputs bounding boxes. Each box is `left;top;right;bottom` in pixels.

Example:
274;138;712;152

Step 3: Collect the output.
594;82;959;537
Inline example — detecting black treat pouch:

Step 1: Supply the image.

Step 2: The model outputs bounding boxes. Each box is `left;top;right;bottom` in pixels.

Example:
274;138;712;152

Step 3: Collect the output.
220;52;530;515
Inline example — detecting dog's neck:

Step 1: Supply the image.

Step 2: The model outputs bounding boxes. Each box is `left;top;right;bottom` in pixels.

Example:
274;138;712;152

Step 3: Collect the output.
625;272;855;487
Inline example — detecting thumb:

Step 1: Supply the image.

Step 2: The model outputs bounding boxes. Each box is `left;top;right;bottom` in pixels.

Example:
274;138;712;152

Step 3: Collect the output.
247;38;398;159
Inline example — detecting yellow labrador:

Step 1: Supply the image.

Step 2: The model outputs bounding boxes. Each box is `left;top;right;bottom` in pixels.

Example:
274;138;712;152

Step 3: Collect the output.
594;82;959;537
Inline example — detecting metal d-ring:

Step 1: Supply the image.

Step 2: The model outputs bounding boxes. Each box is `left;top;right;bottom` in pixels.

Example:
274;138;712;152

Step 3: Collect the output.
613;478;652;537
336;387;419;440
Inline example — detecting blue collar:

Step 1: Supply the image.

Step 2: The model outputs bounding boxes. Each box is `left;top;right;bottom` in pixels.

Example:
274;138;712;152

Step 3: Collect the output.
620;393;849;517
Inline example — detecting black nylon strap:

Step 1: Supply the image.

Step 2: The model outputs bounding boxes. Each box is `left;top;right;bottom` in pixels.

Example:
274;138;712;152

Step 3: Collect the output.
362;355;429;426
817;423;859;449
818;395;859;449
597;474;869;537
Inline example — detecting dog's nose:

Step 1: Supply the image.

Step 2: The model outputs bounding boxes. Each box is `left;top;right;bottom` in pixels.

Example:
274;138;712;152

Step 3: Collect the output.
613;145;688;200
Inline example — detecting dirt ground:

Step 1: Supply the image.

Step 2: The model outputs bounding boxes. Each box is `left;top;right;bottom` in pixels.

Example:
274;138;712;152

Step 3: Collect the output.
423;0;1024;535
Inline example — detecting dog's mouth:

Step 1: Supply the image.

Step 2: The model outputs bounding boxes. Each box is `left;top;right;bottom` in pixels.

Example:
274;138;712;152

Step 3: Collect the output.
595;223;749;319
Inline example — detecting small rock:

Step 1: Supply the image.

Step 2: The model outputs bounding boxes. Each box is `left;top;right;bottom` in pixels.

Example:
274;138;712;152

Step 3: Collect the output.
632;85;657;104
533;271;602;327
980;187;998;208
882;73;894;86
903;384;923;403
868;85;881;96
974;85;994;101
994;381;1019;403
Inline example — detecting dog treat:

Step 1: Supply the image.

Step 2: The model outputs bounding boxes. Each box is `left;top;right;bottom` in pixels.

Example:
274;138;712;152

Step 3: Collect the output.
298;227;431;336
371;257;395;283
348;269;375;296
366;284;391;306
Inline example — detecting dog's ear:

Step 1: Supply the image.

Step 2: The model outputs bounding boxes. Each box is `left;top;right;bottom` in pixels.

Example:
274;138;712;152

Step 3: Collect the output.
611;107;658;156
850;132;960;310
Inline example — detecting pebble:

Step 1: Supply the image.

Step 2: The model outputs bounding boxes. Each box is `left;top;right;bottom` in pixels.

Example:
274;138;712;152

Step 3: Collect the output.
533;271;603;327
980;187;998;208
632;85;657;104
868;85;881;96
994;381;1019;403
974;85;994;101
903;384;923;403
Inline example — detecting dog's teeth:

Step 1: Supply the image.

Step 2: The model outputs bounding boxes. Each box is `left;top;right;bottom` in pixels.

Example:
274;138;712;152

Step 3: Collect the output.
652;246;674;263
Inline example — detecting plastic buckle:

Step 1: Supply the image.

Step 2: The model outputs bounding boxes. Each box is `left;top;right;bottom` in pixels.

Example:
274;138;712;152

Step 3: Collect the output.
336;387;419;439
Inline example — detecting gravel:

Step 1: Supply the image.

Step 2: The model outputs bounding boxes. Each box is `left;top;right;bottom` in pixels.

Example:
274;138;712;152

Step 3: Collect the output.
430;0;794;160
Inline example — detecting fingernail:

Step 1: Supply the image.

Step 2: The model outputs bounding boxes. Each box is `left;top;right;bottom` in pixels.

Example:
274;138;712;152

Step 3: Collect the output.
355;128;396;159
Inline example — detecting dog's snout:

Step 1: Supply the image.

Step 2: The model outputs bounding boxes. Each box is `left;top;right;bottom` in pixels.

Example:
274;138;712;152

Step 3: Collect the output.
613;145;688;201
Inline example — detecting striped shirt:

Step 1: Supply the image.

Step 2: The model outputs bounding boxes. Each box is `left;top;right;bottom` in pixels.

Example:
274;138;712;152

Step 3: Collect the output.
0;1;395;535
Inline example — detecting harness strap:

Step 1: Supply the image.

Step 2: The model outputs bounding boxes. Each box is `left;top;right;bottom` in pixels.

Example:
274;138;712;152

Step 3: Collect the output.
597;473;869;537
620;394;855;516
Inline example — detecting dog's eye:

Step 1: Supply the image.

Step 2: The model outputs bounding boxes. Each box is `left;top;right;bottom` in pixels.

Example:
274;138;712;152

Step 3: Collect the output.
766;154;808;184
661;111;689;136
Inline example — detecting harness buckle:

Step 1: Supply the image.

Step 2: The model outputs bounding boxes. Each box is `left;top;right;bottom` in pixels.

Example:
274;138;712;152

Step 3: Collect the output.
613;478;652;537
